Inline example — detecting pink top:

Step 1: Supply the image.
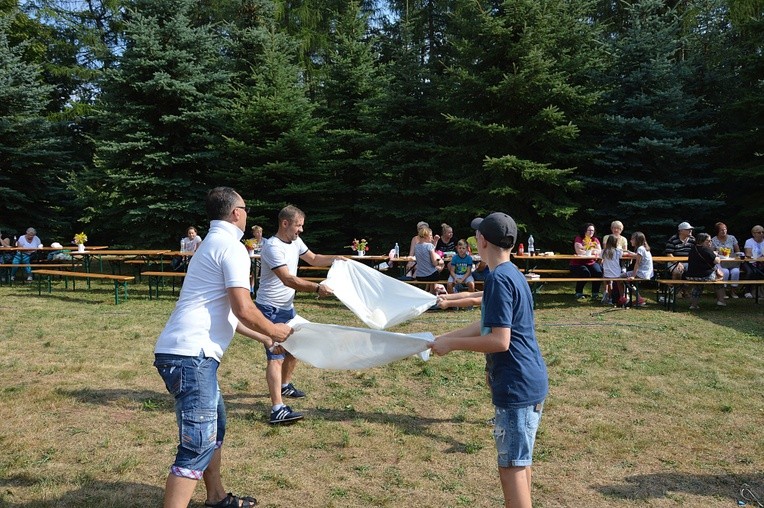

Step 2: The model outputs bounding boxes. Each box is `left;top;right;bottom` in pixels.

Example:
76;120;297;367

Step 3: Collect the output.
570;235;600;266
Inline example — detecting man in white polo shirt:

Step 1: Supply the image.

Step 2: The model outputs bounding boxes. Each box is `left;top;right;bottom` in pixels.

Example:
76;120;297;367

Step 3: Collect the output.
154;187;292;508
256;205;343;424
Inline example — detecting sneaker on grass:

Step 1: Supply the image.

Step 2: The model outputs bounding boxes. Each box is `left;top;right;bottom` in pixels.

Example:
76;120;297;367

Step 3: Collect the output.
269;405;303;425
281;383;306;398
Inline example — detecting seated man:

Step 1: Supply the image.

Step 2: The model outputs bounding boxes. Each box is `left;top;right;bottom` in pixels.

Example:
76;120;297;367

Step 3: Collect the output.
11;227;42;281
665;221;695;280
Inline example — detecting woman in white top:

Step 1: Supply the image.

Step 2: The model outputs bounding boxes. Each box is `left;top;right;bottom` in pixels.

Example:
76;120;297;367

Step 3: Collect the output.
11;227;42;281
741;225;764;298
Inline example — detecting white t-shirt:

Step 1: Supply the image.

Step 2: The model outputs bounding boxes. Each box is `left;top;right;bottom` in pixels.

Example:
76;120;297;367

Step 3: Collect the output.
17;235;41;249
744;238;764;259
154;220;250;362
633;245;654;279
181;235;202;253
256;235;308;310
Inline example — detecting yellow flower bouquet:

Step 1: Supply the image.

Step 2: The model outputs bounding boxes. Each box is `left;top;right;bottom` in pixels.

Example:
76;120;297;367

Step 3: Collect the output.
73;232;88;245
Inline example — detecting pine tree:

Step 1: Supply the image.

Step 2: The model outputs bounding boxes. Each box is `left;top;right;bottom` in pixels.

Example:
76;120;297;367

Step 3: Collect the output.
0;9;73;236
433;0;604;245
577;0;719;241
84;0;233;246
222;1;323;237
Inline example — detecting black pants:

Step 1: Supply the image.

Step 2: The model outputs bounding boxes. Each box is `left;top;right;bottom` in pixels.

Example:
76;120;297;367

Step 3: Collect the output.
570;263;603;294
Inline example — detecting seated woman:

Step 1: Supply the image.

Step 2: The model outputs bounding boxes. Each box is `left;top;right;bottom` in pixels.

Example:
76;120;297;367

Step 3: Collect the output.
172;226;202;270
435;223;456;254
414;226;445;293
405;221;430;278
741;225;764;298
685;232;726;310
569;223;603;300
711;221;741;298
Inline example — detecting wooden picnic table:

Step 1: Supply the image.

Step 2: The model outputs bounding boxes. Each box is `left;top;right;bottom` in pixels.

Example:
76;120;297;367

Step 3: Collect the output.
71;249;171;273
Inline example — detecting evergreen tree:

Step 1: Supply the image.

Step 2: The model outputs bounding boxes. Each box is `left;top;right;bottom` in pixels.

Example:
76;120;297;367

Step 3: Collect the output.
713;8;763;226
83;0;233;246
0;9;73;236
222;0;324;239
311;1;386;250
577;0;719;242
434;0;604;246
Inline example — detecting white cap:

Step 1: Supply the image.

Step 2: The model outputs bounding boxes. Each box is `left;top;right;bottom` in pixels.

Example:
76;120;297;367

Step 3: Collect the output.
51;242;63;249
677;221;694;231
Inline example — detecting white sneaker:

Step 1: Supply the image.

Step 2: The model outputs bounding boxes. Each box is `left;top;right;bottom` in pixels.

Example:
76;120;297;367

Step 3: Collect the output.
744;292;754;299
716;300;726;307
27;275;33;281
731;293;739;299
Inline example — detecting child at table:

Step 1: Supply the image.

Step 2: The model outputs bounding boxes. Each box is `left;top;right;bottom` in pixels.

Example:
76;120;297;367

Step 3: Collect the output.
601;235;622;304
447;239;475;293
617;232;652;306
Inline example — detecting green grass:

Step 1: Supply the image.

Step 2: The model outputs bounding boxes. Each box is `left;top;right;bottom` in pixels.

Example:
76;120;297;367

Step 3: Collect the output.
0;279;762;507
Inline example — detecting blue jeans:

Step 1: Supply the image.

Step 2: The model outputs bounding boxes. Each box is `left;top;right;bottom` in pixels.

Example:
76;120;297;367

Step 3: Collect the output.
12;252;32;276
256;303;295;360
493;402;544;468
154;351;225;479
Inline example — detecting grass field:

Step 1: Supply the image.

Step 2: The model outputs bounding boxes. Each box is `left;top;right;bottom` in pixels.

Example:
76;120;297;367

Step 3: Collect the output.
0;277;762;507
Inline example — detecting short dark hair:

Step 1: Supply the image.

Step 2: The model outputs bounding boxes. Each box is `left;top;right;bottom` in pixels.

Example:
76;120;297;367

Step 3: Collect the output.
206;187;240;221
278;205;305;224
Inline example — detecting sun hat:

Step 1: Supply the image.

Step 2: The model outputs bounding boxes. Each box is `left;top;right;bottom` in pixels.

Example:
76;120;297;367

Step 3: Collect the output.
470;212;517;249
677;222;694;231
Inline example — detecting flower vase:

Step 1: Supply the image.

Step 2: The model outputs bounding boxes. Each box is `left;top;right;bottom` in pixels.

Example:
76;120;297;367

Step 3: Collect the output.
77;244;85;253
357;250;365;256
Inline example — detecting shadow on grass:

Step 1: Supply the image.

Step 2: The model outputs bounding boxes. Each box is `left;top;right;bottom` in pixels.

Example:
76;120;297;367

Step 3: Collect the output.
0;476;165;508
57;388;171;410
595;472;764;503
226;396;483;454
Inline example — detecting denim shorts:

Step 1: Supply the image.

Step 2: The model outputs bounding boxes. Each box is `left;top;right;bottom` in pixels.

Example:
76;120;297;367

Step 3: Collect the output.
256;303;295;360
493;402;543;468
154;351;225;479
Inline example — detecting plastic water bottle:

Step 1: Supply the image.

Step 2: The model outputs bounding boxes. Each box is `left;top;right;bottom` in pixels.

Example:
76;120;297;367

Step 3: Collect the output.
528;235;535;255
394;242;400;258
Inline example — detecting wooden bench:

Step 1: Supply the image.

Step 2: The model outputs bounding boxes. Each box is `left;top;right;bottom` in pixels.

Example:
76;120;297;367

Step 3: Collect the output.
0;264;74;285
141;271;187;299
527;269;571;276
656;279;764;311
32;269;135;304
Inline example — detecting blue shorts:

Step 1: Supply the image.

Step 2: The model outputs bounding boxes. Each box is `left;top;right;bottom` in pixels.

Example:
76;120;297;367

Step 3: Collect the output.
256;303;295;360
493;402;543;468
154;351;226;479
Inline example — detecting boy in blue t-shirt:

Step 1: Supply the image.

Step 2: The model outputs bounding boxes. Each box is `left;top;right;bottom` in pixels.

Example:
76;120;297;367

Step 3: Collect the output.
431;212;548;508
447;239;476;293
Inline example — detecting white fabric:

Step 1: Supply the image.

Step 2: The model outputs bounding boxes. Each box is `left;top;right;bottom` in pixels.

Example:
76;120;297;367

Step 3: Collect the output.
282;316;432;370
325;259;437;329
154;220;249;362
256;235;309;310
